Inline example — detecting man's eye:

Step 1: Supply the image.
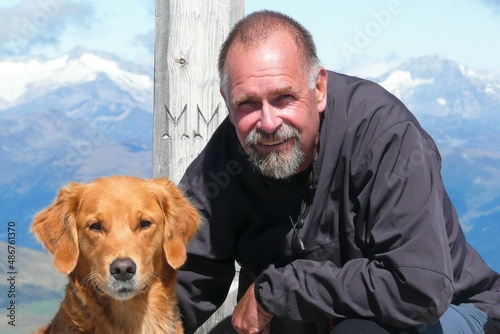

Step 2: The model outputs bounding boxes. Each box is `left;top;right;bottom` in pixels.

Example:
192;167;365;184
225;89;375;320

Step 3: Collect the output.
278;94;294;100
238;100;256;107
273;94;295;108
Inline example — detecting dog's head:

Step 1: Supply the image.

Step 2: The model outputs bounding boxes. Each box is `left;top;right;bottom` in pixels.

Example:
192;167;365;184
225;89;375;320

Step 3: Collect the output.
31;176;200;300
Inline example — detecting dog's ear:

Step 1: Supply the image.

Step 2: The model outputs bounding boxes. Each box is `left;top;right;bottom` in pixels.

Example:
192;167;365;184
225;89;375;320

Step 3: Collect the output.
31;183;83;274
154;178;201;269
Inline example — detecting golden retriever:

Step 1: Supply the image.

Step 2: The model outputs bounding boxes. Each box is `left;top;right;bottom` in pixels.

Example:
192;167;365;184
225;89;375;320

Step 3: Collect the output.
31;176;200;334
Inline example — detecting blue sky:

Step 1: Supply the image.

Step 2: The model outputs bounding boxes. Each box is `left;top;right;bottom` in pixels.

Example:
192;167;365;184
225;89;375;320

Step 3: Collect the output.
0;0;499;76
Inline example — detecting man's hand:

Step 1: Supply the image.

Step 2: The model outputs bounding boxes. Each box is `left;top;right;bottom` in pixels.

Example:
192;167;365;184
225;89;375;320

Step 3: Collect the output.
232;283;273;334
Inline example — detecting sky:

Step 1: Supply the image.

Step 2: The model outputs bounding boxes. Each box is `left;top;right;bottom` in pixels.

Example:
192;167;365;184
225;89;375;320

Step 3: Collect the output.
0;0;499;78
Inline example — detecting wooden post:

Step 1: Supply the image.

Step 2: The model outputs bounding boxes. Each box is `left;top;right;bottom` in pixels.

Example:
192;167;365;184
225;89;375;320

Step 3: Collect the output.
153;0;244;184
154;1;244;333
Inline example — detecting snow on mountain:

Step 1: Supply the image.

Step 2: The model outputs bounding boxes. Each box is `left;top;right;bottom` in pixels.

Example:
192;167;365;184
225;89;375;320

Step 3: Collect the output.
377;56;500;123
0;47;154;145
378;70;434;101
374;56;500;162
372;56;500;270
0;48;153;249
0;51;498;272
0;47;153;109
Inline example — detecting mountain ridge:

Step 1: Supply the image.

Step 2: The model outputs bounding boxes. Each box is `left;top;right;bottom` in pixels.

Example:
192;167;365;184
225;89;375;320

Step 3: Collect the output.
0;49;498;272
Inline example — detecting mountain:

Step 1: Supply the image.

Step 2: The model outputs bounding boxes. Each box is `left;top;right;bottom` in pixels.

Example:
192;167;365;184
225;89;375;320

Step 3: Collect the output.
0;241;65;333
376;56;500;131
0;50;499;333
0;241;66;305
0;48;153;249
374;56;500;270
0;51;498;274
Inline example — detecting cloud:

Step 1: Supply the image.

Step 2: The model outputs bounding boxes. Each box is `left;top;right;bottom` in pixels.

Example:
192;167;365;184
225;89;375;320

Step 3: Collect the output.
337;56;404;79
480;0;500;14
0;0;94;57
481;0;500;6
145;0;155;16
135;29;154;55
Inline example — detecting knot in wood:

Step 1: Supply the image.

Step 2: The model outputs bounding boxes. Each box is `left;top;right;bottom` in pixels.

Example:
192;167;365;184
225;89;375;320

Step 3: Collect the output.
176;57;187;65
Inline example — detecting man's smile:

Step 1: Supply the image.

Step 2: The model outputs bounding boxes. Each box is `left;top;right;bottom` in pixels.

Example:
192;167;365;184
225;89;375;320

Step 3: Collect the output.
258;138;287;146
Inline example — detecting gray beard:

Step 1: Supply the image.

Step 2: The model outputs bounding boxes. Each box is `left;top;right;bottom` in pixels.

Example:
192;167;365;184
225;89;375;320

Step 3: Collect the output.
245;125;304;179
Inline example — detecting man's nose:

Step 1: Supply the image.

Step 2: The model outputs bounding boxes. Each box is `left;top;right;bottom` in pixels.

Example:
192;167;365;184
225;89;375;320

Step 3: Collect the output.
257;102;282;134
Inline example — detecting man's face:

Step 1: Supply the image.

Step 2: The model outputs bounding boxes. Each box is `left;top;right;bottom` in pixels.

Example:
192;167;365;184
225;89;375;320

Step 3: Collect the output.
222;31;327;179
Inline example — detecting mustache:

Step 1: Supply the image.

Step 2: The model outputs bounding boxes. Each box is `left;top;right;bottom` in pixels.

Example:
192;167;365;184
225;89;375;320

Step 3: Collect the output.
245;124;301;147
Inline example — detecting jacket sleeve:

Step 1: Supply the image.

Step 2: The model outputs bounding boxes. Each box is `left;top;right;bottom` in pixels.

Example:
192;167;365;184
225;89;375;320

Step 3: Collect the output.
176;175;236;334
255;121;456;328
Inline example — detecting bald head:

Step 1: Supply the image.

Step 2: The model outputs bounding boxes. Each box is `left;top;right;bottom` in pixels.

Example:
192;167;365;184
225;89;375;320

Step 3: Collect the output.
218;10;321;93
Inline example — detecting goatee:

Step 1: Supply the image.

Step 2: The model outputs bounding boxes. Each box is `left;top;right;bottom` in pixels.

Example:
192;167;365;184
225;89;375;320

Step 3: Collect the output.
245;125;303;179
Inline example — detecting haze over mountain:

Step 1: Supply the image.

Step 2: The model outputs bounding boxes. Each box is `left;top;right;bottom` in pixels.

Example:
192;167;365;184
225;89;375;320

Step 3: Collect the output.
0;48;498;273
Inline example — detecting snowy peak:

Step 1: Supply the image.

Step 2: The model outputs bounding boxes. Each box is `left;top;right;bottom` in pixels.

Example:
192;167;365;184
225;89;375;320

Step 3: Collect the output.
378;56;469;93
399;55;463;79
378;70;434;100
0;47;153;108
0;48;154;144
0;51;498;272
381;56;500;96
376;56;500;122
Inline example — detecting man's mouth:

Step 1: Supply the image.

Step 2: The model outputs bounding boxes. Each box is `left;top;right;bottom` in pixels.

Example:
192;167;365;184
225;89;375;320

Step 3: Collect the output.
259;138;287;146
246;124;301;152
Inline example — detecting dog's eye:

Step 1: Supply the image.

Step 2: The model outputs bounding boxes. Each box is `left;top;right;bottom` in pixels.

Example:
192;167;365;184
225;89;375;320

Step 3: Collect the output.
89;222;103;231
139;220;152;229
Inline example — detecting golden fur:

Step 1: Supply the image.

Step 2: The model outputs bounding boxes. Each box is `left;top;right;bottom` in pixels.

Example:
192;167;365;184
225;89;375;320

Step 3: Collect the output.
31;176;200;334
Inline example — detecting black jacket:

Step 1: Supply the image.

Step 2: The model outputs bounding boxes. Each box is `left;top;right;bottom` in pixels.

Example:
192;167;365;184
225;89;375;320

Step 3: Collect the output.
177;71;500;333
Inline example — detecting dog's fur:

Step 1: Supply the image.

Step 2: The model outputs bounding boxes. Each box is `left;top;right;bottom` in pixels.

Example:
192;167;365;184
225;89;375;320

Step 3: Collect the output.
31;176;200;334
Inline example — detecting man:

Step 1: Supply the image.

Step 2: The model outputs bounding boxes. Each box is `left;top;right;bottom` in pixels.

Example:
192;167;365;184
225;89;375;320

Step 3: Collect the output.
176;10;500;334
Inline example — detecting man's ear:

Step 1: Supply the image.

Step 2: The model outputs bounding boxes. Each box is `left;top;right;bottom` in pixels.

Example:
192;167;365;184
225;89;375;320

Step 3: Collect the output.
221;86;236;125
31;183;83;274
315;67;328;113
220;86;226;101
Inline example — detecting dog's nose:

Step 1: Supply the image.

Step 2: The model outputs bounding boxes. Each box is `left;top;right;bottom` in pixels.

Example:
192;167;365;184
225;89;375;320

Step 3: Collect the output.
110;258;136;281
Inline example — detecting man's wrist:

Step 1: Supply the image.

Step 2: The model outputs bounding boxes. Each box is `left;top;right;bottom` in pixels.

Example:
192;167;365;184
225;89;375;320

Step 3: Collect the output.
254;275;271;314
256;296;272;317
254;265;287;318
